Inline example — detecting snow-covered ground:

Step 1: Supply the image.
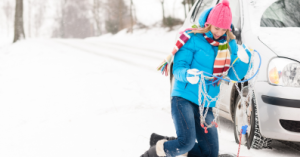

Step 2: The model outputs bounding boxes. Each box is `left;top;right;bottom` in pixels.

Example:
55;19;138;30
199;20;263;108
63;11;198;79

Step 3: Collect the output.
0;28;299;157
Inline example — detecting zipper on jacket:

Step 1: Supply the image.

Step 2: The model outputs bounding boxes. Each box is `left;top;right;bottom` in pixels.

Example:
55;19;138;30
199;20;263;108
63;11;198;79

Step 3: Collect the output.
185;83;188;89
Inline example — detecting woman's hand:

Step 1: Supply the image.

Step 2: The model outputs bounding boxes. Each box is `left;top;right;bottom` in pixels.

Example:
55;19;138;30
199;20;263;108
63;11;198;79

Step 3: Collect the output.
187;69;201;84
237;46;252;63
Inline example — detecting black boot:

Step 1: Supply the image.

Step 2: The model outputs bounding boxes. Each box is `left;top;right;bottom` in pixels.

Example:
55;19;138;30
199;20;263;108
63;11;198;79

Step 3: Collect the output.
150;133;177;147
140;145;159;157
141;139;167;157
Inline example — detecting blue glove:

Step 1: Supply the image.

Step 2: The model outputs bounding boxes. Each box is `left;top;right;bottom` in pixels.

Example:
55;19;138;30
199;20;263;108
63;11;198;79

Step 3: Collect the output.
187;69;201;84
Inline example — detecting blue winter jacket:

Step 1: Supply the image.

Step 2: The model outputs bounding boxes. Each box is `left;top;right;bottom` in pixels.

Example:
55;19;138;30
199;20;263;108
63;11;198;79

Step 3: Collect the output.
171;8;250;107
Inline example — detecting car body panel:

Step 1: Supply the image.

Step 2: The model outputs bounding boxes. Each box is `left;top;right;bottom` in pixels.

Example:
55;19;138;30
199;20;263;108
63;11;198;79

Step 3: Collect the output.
254;81;300;141
258;28;300;61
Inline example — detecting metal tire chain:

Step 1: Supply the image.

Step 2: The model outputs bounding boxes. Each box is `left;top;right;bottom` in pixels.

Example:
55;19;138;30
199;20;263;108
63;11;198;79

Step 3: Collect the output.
251;93;273;149
198;74;220;129
231;54;270;149
202;48;273;149
235;50;273;149
198;49;258;132
198;59;250;129
231;50;258;140
245;50;256;115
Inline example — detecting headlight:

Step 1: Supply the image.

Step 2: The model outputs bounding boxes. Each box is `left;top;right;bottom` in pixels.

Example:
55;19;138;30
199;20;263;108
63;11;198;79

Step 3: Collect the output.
268;58;300;87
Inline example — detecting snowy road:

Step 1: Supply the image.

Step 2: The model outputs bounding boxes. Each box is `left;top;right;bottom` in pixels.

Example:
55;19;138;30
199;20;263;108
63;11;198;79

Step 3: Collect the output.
0;38;299;157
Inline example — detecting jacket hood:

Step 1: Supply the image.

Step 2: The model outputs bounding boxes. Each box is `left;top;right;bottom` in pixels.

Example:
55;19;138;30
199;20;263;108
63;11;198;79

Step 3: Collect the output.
199;7;213;28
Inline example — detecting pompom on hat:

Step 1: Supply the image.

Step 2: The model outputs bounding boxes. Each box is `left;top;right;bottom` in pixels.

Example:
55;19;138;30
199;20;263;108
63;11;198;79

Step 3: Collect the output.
205;0;232;30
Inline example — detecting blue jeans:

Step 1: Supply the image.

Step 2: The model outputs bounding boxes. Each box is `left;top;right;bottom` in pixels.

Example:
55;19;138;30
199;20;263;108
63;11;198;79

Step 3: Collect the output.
164;96;219;157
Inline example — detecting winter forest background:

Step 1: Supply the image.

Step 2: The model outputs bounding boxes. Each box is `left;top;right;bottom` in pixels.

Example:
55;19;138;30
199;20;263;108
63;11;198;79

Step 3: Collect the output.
0;0;197;43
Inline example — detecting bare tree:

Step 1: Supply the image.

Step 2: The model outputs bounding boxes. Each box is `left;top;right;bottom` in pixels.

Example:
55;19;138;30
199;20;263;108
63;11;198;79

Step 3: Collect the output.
13;0;25;43
186;0;195;11
128;0;135;33
64;0;94;38
159;0;166;26
117;0;125;30
191;0;195;7
187;0;191;10
52;0;94;38
93;0;102;36
105;0;129;34
60;0;67;38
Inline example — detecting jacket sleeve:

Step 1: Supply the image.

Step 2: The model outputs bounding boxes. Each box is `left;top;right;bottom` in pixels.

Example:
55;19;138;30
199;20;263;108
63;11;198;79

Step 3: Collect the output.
172;34;196;83
227;40;251;81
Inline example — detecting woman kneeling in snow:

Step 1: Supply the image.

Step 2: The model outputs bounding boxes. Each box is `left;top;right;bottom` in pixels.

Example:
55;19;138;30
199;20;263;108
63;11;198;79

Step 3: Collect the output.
141;0;251;157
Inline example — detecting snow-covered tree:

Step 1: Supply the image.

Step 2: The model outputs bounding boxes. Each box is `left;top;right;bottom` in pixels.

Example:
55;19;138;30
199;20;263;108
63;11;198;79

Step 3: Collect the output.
105;0;130;34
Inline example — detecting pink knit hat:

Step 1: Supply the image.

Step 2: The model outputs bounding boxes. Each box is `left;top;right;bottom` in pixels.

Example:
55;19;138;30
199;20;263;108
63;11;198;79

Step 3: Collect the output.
206;0;232;30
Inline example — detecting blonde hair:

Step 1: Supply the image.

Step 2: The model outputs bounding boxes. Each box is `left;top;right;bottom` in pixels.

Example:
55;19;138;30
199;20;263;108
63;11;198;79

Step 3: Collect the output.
189;24;236;50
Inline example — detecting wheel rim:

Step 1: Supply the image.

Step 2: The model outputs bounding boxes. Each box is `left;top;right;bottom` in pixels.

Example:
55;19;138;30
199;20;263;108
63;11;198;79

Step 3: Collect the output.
235;97;252;145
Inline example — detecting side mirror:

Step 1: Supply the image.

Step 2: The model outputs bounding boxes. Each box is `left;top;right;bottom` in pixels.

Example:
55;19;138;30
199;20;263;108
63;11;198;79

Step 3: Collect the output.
233;28;242;45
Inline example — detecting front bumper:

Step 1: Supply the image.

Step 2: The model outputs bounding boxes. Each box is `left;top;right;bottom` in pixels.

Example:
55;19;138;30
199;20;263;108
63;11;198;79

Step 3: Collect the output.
254;81;300;142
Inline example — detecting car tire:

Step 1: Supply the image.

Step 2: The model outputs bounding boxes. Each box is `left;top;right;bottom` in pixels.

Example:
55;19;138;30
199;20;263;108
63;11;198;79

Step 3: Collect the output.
233;92;272;149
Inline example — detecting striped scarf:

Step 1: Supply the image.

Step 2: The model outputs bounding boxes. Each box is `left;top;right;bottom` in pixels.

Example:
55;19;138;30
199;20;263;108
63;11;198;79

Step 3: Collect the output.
157;32;191;76
157;32;231;79
202;33;231;76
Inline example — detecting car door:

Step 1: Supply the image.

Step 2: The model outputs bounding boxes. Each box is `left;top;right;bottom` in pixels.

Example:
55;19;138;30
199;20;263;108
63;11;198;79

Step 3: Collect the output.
217;0;243;117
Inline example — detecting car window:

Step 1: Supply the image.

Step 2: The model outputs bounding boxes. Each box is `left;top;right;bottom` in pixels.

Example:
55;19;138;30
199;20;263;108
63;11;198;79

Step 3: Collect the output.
190;0;219;24
255;1;300;57
260;0;300;27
